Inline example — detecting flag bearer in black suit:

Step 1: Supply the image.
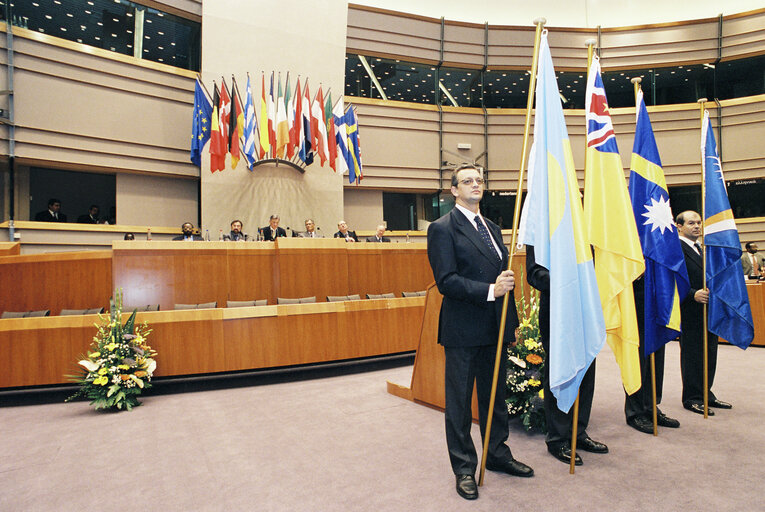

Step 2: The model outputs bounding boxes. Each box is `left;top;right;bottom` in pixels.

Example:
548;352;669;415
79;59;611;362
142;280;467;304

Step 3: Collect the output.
427;164;533;501
675;210;732;415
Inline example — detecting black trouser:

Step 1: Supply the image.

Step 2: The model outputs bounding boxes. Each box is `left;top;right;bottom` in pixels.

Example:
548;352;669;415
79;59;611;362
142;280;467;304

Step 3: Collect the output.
541;336;595;450
444;344;513;475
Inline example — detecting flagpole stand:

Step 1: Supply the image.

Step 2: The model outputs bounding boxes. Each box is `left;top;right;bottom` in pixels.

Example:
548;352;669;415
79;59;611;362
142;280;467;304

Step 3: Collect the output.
477;16;545;488
698;98;710;419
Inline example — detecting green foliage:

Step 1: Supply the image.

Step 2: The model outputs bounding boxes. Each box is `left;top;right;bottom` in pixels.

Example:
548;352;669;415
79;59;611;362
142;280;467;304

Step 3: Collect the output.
66;288;157;411
506;273;547;433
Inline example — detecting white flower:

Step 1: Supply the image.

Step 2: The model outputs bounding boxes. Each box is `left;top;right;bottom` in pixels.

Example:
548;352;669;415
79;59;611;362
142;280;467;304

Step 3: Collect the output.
509;356;527;369
78;360;99;372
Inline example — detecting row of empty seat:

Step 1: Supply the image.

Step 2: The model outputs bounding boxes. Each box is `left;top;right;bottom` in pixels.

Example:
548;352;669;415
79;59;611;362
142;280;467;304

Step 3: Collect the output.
0;291;428;318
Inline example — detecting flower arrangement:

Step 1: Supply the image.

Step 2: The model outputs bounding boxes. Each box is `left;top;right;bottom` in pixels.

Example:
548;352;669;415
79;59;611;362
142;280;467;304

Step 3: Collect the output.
506;279;546;432
66;289;156;411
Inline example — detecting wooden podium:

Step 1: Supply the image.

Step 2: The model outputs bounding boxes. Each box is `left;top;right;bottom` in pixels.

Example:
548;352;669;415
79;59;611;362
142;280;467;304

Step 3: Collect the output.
387;251;529;419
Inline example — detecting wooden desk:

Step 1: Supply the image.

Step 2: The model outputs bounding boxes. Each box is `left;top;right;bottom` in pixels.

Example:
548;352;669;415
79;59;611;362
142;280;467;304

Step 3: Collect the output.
0;297;425;388
0;242;20;256
0;250;112;316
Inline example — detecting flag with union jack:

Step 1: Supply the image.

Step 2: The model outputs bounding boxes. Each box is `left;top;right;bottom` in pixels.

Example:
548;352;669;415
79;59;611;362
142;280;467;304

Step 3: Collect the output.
583;56;644;394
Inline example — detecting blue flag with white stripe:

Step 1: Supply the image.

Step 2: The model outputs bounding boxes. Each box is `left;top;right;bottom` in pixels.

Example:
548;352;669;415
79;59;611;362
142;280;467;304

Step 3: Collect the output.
702;112;753;349
242;76;258;169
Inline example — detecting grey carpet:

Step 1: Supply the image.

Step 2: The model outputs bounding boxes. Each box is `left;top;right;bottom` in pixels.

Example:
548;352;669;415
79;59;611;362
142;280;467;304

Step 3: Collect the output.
0;342;762;511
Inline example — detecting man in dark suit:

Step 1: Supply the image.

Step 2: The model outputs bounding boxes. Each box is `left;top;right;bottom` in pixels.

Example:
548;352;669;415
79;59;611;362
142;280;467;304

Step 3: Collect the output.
334;220;358;242
676;210;731;415
223;220;246;241
526;245;609;465
76;205;100;224
427;164;533;501
261;215;286;241
172;222;203;241
366;224;391;243
34;198;67;222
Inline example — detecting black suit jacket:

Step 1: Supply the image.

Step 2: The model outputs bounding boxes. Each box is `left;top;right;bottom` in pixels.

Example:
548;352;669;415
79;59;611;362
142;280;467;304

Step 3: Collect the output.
172;235;204;241
366;236;391;243
34;210;67;223
223;231;246;241
427;208;518;348
261;226;286;241
334;230;359;242
76;214;98;224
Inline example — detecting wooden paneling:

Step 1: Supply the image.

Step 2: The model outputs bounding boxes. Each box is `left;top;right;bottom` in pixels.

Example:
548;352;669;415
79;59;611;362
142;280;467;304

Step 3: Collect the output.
721;283;765;347
274;238;349;300
0;250;112;316
0;299;425;388
0;242;19;256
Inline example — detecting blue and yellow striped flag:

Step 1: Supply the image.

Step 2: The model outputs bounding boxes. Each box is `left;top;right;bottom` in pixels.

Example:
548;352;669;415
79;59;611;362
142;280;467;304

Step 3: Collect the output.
629;90;689;355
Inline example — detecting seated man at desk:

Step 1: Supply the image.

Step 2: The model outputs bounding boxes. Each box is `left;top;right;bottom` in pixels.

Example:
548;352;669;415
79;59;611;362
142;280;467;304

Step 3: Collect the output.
299;219;323;238
366;224;391;243
334;220;358;242
261;215;286;241
741;242;765;279
223;220;247;241
76;205;100;224
172;222;203;241
34;198;67;223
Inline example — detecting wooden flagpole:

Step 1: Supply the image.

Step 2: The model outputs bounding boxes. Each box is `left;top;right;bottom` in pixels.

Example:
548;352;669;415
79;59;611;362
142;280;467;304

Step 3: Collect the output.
631;76;659;437
478;17;546;487
698;98;710;419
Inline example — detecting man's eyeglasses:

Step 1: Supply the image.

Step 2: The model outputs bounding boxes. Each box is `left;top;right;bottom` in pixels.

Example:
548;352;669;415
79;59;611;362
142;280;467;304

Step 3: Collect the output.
459;177;485;186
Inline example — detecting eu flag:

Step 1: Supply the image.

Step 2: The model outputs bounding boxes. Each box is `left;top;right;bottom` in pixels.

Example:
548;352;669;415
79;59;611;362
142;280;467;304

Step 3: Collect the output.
518;31;606;413
702;112;754;349
190;78;212;166
629;90;690;356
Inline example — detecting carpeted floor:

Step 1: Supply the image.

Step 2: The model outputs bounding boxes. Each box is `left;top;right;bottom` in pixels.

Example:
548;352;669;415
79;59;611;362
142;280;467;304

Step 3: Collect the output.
0;342;762;511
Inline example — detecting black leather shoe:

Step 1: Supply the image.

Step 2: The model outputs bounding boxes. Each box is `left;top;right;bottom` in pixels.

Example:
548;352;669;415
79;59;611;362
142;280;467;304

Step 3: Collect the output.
455;474;478;500
627;415;654;434
548;444;582;466
710;399;732;409
485;458;534;478
577;436;608;453
656;409;680;428
684;402;714;415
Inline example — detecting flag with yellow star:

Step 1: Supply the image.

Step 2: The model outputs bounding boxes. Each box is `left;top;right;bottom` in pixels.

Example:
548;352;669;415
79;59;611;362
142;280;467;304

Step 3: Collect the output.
190;77;212;166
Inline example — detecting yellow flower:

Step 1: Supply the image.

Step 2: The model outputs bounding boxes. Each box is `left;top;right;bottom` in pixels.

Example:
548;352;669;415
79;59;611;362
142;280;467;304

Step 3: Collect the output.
538;389;544;398
92;376;108;386
528;378;541;387
524;339;539;351
135;334;145;344
118;364;130;370
90;351;100;359
520;319;532;329
97;368;108;375
105;342;117;351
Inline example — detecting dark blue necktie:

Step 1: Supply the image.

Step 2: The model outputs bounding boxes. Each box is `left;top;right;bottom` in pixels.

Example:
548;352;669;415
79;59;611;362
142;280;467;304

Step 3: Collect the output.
475;215;499;261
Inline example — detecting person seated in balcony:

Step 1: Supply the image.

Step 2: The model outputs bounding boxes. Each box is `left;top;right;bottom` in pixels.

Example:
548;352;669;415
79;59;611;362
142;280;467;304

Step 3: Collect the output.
366;224;391;243
172;222;203;241
223;220;247;241
334;220;358;242
34;198;67;223
77;205;100;224
261;215;286;241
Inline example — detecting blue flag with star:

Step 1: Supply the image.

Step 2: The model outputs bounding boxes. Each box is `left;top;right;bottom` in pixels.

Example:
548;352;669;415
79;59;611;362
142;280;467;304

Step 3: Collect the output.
190;77;213;166
702;112;754;349
628;90;690;356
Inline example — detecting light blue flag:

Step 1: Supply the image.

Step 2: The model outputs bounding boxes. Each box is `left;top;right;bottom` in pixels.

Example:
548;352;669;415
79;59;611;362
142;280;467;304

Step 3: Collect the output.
629;90;690;356
242;76;258;169
702;112;754;349
518;31;606;413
